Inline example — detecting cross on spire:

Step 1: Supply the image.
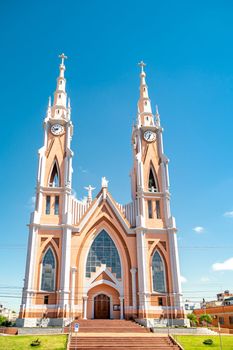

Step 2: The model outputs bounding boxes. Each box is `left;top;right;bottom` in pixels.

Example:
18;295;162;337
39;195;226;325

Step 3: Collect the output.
138;60;146;73
59;53;68;66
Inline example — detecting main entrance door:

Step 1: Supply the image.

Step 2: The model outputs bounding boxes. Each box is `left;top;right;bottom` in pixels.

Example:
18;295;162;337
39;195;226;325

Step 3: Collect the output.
94;294;110;319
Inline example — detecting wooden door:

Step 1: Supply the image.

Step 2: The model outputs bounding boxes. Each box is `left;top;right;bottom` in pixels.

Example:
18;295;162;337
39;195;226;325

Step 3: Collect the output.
94;294;110;319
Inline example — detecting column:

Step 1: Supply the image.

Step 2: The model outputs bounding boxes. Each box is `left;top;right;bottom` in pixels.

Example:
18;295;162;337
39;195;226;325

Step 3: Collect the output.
136;230;148;317
83;296;88;320
60;228;72;315
71;267;77;314
168;231;183;313
119;297;124;320
130;268;137;311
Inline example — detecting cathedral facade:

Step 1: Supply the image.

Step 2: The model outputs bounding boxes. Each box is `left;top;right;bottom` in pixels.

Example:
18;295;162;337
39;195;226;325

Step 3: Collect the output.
17;55;184;327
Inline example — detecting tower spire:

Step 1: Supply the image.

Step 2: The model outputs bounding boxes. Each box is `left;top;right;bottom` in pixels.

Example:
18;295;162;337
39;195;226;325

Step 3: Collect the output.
137;61;154;126
50;53;69;120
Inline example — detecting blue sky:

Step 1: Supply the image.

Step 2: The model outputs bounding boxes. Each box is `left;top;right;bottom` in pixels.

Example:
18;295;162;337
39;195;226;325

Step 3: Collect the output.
0;0;233;311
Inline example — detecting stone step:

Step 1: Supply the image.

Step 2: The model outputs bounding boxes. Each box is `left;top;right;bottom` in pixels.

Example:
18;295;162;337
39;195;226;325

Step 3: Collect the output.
68;321;181;350
76;327;148;333
69;336;180;350
70;347;179;350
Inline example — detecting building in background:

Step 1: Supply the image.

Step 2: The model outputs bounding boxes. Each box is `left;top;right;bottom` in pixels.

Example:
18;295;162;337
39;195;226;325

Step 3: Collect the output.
194;291;233;331
184;300;201;312
0;303;17;322
17;55;184;327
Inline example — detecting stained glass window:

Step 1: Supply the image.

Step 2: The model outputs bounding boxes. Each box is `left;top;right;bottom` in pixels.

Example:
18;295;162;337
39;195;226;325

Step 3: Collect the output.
152;251;166;293
41;248;56;291
86;230;121;279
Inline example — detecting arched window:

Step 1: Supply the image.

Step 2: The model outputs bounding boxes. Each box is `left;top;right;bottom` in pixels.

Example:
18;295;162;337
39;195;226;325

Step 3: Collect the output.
148;168;158;192
49;162;60;187
41;248;56;291
86;230;121;279
152;251;166;293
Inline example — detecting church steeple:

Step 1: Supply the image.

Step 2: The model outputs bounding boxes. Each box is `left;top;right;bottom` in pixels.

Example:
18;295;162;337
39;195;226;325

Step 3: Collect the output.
137;61;154;127
50;53;69;121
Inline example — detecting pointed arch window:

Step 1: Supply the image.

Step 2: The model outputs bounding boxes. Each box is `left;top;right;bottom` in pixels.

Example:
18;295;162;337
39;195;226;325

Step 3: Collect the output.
152;251;166;293
49;162;60;187
41;248;56;291
148;168;158;192
86;230;121;279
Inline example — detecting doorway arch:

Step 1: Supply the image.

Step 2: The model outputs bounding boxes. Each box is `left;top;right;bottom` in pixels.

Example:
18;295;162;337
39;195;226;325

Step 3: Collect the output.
94;294;110;319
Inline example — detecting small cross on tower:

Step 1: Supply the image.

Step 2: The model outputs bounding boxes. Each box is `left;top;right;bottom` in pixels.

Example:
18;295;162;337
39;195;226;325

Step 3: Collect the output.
59;53;68;66
138;60;146;73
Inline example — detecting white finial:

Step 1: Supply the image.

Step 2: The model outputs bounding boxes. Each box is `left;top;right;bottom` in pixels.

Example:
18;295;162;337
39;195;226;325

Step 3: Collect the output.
155;104;161;127
101;177;109;188
48;96;51;107
68;98;71;109
138;60;146;73
84;185;95;203
59;53;68;66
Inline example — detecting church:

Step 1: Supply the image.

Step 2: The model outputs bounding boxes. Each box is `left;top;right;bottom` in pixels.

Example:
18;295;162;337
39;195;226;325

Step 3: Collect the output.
17;54;184;327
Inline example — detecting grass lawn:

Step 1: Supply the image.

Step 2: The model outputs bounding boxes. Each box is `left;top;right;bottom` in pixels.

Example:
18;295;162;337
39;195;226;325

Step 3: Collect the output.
0;334;68;350
176;335;233;349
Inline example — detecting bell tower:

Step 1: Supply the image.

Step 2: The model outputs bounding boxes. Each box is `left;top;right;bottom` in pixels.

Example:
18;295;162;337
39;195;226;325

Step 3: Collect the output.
34;53;73;223
19;54;74;326
131;61;172;229
131;62;182;319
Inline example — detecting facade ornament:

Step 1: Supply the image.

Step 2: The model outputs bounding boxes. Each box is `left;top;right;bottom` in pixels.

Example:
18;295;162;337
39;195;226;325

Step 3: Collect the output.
84;185;95;204
101;177;109;188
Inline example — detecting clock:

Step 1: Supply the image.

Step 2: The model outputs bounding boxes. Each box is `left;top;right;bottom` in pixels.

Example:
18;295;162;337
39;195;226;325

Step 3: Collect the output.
51;124;64;136
144;130;156;142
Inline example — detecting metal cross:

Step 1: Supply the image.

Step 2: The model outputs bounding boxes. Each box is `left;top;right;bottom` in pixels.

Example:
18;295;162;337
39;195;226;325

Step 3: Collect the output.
138;60;146;72
59;53;68;65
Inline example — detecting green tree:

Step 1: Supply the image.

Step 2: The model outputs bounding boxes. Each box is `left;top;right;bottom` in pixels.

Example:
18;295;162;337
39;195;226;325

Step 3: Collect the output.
0;316;12;327
0;316;7;326
187;313;197;326
199;314;212;326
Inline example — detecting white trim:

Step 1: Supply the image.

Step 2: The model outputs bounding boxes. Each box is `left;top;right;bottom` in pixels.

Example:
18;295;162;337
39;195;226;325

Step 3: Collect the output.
168;232;182;309
77;194;103;232
106;196;133;232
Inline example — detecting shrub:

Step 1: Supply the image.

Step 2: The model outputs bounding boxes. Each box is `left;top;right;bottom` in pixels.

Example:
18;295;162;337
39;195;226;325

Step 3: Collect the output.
203;339;213;345
30;338;41;347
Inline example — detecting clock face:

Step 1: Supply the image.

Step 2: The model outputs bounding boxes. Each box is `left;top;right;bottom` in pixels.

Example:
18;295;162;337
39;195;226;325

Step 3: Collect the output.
51;124;64;136
144;130;156;142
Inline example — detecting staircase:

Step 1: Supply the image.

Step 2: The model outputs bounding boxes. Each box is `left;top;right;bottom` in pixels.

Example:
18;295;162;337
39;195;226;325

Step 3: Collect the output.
68;320;181;350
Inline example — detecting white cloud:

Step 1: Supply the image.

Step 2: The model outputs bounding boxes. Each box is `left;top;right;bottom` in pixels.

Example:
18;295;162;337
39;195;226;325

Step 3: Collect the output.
200;277;210;283
79;166;88;174
193;226;204;233
212;257;233;271
180;276;187;283
224;211;233;218
26;196;36;210
31;196;36;205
